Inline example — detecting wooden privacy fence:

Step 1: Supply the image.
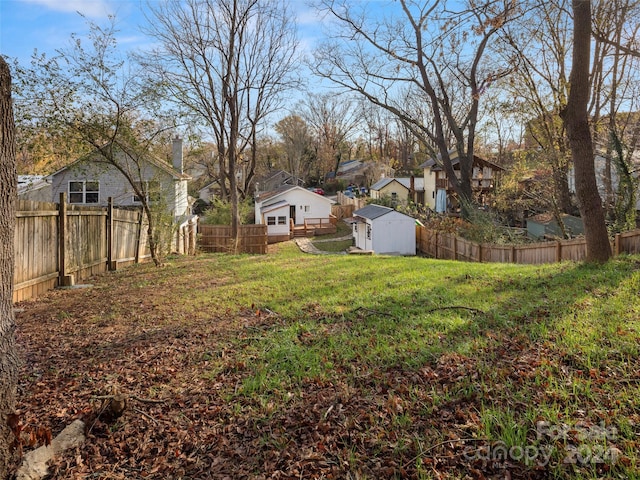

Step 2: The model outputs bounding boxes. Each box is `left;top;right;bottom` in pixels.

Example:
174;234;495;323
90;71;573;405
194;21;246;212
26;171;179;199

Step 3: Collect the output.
14;195;197;302
332;204;355;220
336;192;367;210
416;226;640;264
198;224;268;254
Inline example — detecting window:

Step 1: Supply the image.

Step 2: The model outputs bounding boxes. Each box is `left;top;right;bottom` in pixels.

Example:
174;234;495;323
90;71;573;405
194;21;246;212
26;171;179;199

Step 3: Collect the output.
69;181;99;204
304;205;310;213
133;181;161;203
267;216;276;225
277;216;286;225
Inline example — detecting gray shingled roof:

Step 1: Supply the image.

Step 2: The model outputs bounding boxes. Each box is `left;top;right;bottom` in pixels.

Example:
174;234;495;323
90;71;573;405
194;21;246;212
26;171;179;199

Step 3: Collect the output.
353;204;395;220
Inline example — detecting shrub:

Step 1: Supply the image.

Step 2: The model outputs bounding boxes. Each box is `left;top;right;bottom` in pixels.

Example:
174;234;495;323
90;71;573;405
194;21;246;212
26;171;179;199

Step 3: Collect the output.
200;197;254;225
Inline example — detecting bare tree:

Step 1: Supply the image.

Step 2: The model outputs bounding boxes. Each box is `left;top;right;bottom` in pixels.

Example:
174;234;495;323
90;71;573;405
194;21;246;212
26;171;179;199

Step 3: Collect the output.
298;93;360;182
312;0;516;217
16;20;177;266
592;0;640;58
561;0;612;262
392;116;419;173
0;55;20;478
590;0;640;213
358;101;392;163
496;0;574;217
143;0;300;241
274;115;315;183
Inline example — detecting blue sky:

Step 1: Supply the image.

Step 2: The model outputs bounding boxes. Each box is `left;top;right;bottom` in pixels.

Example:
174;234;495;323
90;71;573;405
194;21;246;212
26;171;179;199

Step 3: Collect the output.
1;1;141;63
0;0;330;66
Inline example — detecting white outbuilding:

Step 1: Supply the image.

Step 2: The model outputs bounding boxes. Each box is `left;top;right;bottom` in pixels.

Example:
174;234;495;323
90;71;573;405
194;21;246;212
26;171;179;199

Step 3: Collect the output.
255;186;335;242
351;204;416;255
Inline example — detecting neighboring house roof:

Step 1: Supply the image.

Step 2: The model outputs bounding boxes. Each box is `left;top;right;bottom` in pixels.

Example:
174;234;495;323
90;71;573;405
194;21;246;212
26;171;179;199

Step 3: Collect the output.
49;149;191;181
353;204;398;220
396;177;424;191
326;160;395;182
18;175;45;184
199;180;220;193
17;176;51;197
337;160;365;175
337;159;362;172
17;175;49;190
255;185;298;203
370;177;424;191
419;150;504;172
256;185;334;205
370;178;401;191
254;169;304;191
262;169;303;183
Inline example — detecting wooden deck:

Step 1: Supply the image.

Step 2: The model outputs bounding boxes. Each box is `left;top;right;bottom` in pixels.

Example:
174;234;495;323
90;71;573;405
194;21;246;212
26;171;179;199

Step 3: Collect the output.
292;217;338;237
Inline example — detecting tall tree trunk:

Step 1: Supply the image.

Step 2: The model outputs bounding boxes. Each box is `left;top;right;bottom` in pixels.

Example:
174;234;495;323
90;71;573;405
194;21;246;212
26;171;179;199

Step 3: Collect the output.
561;0;612;262
552;158;573;214
142;203;162;267
0;56;20;478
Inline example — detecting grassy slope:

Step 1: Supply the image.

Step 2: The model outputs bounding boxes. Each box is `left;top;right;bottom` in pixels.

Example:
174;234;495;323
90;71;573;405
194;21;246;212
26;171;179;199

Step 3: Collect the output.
161;243;639;477
16;242;640;479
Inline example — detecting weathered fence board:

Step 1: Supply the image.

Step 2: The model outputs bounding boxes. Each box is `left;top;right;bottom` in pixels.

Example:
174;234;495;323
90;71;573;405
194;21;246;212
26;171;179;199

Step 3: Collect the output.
416;225;640;265
618;230;640;255
14;201;59;302
64;205;108;280
332;204;355;220
111;208;143;267
198;224;268;254
14;197;197;302
336;192;367;211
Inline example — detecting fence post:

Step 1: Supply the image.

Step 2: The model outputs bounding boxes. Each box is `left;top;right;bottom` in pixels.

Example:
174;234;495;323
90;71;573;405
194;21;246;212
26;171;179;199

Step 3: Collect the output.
135;209;143;264
453;235;457;261
435;231;438;259
615;233;621;256
57;192;74;286
511;245;516;263
107;197;116;270
478;243;483;263
555;241;562;262
189;219;197;255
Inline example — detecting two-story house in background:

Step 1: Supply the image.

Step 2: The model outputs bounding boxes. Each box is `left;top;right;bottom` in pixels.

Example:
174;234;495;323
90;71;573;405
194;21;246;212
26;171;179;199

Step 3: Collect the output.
369;177;425;206
45;137;191;218
421;150;504;213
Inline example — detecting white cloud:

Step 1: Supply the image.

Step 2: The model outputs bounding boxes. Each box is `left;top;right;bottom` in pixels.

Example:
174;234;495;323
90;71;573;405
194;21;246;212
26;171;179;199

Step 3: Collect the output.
18;0;113;18
295;6;327;26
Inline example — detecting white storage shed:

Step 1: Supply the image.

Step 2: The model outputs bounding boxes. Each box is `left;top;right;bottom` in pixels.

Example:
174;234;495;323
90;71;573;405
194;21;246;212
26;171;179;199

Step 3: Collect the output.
352;204;416;255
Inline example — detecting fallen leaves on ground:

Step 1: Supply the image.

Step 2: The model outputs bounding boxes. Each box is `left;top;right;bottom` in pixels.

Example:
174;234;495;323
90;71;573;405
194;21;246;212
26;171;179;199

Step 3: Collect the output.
11;258;635;479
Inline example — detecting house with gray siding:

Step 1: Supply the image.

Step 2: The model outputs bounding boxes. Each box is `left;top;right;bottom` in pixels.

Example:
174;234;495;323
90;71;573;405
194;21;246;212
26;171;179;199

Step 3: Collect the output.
18;175;52;202
48;137;190;217
254;169;305;193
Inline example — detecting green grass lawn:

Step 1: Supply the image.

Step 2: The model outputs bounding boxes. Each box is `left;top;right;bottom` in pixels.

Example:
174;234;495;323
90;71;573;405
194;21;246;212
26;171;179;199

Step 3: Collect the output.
17;242;640;478
164;244;640;477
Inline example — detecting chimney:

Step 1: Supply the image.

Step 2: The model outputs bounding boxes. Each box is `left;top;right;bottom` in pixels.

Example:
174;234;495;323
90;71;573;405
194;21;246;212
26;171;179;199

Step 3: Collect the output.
172;136;183;174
